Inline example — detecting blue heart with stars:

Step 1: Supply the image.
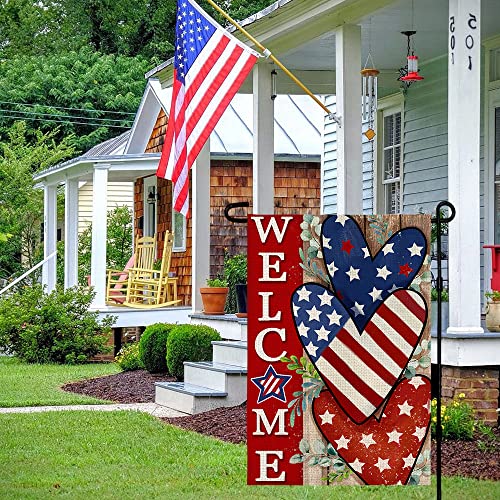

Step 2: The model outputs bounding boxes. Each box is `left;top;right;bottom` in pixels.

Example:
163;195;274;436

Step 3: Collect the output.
320;215;426;331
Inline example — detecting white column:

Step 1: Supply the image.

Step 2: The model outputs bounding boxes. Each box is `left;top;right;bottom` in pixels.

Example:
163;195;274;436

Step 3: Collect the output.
41;184;57;292
90;164;109;308
192;139;211;313
253;62;275;214
448;0;483;333
64;178;79;289
335;24;362;214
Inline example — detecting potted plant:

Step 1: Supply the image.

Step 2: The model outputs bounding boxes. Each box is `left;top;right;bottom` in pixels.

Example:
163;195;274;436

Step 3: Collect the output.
431;287;449;333
200;278;229;315
224;254;248;317
485;290;500;332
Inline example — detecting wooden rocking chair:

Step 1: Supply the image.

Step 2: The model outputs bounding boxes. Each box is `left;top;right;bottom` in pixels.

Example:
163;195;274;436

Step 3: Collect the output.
105;235;157;305
124;231;180;308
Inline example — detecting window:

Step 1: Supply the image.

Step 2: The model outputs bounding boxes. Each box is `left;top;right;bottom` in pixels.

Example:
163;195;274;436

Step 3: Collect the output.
143;176;157;237
494;107;500;243
379;108;402;214
172;187;186;252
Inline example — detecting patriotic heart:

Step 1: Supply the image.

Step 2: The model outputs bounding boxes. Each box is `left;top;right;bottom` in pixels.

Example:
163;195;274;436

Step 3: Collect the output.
292;285;427;424
321;215;427;331
312;376;431;485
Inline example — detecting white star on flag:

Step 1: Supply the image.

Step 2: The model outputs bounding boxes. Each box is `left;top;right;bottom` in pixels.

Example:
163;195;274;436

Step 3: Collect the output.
297;322;309;338
388;283;400;293
322;237;332;249
368;287;383;302
327;310;342;326
297;286;312;302
408;242;424;256
375;457;391;472
351;302;365;317
413;427;427;441
362;247;371;258
376;265;392;280
334;435;350;450
382;243;395;256
387;429;403;444
398;400;414;416
409;377;426;389
327;261;339;277
360;433;376;448
319;410;334;425
346;266;360;281
402;453;415;468
305;342;318;356
315;325;330;341
306;305;321;322
292;303;299;316
318;290;333;306
350;458;365;473
335;215;349;226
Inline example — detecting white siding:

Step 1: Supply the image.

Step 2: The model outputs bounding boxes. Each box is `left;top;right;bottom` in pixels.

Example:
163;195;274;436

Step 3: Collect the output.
322;95;374;214
78;182;134;233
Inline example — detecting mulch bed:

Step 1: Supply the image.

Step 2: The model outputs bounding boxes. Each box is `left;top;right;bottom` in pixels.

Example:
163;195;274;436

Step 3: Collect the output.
63;369;499;480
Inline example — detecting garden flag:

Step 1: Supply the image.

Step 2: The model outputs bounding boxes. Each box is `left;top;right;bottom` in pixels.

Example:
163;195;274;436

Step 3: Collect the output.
247;214;432;486
156;0;260;216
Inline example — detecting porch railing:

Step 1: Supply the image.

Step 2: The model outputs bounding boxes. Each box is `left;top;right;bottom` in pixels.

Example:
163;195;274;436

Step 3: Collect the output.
0;251;57;297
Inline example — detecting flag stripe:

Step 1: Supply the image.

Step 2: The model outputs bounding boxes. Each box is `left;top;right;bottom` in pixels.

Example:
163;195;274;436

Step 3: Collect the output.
335;323;398;385
393;290;426;323
321;346;383;408
376;301;420;348
316;356;375;422
364;319;409;368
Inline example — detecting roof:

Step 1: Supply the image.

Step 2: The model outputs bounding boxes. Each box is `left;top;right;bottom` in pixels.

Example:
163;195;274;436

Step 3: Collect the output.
144;84;322;157
82;131;130;157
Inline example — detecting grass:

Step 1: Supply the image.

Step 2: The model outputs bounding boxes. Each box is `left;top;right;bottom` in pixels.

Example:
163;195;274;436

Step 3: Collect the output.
0;411;498;499
0;356;119;407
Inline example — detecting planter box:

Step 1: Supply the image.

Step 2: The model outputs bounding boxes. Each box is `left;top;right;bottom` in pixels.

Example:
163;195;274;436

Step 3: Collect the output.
431;301;449;333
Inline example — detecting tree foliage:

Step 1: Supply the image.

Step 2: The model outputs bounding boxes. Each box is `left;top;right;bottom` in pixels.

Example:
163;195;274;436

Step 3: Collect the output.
0;122;75;280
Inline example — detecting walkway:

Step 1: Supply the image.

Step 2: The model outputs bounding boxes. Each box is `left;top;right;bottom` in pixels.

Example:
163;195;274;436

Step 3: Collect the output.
0;403;185;418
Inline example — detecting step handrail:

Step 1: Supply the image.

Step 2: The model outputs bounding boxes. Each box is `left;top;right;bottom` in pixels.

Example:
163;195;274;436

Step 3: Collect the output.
0;251;57;296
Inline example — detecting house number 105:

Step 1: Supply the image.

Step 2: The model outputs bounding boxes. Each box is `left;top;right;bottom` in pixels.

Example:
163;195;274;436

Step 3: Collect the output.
449;12;477;70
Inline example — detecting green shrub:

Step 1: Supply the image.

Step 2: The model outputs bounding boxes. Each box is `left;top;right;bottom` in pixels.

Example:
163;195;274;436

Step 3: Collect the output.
206;278;228;287
115;343;143;371
0;284;114;364
139;323;176;373
224;253;247;313
166;324;221;379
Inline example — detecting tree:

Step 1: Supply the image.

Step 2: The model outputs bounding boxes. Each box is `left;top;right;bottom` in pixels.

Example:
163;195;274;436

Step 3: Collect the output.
0;48;149;151
0;121;75;279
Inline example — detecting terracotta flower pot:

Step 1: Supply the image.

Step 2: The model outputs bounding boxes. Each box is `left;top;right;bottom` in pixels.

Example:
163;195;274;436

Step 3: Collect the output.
200;287;229;315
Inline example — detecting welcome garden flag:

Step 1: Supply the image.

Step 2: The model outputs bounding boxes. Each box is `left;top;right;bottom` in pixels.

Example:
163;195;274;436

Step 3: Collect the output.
247;214;432;486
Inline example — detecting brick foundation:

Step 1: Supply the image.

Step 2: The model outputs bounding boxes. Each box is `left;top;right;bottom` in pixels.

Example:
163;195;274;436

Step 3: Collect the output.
441;366;499;425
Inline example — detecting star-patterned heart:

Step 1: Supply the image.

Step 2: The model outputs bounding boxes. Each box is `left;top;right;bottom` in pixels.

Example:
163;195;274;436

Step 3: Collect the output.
321;215;427;331
292;284;427;423
313;376;431;485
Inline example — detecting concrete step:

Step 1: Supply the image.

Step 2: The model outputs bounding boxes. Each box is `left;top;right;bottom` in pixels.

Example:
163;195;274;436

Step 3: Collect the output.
212;340;247;368
190;314;247;341
155;381;245;415
183;361;247;392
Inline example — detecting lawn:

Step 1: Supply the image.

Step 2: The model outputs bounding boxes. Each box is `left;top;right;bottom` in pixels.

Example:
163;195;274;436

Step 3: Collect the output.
0;356;119;407
0;411;498;499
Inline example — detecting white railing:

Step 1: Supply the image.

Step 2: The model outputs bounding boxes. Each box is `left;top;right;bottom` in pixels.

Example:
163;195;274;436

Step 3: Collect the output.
0;251;57;296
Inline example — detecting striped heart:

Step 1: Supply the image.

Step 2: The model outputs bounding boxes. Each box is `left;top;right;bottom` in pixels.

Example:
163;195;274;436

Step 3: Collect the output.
292;285;427;424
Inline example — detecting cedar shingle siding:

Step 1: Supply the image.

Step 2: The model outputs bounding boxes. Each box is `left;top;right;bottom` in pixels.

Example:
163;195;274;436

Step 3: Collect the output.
135;111;320;306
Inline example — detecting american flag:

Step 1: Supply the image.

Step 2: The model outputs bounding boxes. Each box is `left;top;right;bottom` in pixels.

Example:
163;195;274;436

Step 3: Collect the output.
156;0;260;216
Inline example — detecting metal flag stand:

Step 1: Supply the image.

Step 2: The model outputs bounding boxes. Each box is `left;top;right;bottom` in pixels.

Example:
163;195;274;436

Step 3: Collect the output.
431;200;456;500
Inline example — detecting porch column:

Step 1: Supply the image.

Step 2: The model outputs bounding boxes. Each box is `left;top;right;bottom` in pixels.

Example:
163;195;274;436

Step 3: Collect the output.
253;62;274;214
447;0;483;333
335;24;362;214
41;184;57;292
192;139;211;313
64;178;79;289
90;164;109;308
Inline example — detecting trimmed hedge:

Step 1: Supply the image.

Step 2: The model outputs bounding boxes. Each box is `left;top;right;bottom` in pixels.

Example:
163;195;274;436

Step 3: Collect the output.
166;324;221;380
139;323;176;373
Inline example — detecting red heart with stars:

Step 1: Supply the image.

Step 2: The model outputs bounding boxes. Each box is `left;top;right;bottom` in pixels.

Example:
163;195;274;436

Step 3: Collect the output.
312;376;431;485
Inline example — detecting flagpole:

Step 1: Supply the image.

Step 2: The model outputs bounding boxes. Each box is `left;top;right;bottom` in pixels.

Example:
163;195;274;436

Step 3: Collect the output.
204;0;341;125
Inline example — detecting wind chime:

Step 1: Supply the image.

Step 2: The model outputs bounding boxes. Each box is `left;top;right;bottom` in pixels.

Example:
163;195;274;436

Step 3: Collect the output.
361;54;379;142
